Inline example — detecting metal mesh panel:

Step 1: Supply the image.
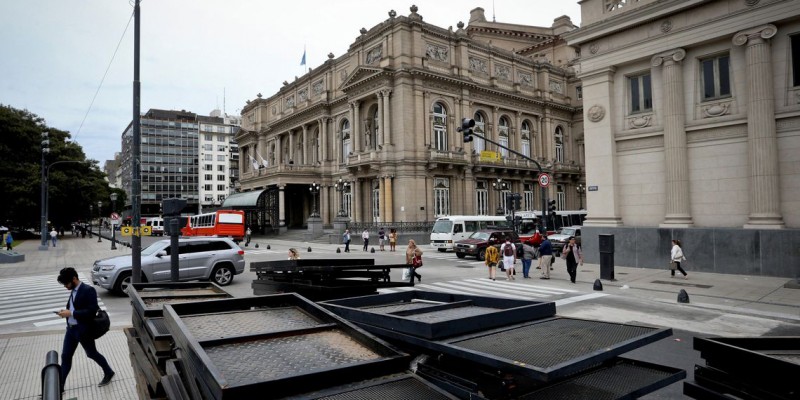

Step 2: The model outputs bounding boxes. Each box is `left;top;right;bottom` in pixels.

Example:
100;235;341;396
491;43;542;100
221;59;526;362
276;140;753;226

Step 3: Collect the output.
142;295;229;307
182;308;323;341
315;377;452;400
403;306;497;322
770;354;800;365
451;319;656;368
204;330;381;385
517;362;674;400
361;302;441;314
138;288;224;297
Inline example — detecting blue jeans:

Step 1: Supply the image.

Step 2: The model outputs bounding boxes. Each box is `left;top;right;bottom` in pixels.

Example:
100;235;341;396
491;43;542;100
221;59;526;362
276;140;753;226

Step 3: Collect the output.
522;259;532;277
61;324;113;388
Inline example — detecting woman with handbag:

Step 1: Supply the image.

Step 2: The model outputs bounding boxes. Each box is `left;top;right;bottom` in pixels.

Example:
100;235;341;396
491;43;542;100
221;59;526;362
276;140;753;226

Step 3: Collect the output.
405;239;423;283
670;239;688;279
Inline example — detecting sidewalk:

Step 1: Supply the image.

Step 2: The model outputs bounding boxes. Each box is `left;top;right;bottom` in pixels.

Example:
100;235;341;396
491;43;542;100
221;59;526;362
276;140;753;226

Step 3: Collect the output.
0;234;797;399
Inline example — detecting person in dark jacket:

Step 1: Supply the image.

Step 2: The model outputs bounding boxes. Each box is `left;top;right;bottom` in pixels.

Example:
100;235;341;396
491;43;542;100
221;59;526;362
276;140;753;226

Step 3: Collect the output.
538;236;553;279
560;236;584;284
56;267;115;390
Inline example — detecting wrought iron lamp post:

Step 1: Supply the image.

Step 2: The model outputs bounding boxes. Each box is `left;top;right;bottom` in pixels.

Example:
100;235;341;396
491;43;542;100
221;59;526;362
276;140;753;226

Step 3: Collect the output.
492;178;509;215
97;201;103;242
110;193;118;250
309;182;321;218
88;205;93;239
576;183;586;210
334;178;349;218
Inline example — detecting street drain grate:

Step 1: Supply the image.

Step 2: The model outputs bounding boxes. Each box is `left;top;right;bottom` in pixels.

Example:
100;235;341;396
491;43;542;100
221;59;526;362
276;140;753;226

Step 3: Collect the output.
651;280;712;289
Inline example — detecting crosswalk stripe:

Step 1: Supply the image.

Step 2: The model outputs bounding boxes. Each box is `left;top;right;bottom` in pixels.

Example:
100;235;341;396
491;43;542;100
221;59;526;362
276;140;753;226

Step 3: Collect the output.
456;280;550;298
425;281;530;300
555;293;608;306
462;279;578;294
0;300;106;321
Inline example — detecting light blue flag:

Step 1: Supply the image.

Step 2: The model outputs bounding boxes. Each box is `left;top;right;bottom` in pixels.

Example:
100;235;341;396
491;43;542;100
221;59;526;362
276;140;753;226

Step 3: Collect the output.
300;49;306;66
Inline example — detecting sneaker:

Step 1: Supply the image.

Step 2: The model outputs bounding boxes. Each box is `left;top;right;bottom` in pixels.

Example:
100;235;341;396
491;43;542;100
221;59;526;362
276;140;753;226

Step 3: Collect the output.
98;372;115;387
684;275;688;280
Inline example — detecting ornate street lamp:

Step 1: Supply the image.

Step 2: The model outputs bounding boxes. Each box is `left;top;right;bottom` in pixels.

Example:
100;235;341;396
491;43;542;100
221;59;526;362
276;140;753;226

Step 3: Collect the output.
576;183;586;210
88;205;93;239
334;178;349;218
309;182;321;218
492;178;509;215
110;193;118;250
97;201;103;242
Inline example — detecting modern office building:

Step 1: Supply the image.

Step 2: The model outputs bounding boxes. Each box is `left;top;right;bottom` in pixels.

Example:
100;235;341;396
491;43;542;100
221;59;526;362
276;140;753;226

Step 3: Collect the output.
119;108;240;217
564;0;800;277
233;6;585;233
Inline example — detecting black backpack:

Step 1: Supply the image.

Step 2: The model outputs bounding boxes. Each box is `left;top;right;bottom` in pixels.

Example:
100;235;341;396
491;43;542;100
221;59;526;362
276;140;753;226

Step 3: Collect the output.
503;244;514;257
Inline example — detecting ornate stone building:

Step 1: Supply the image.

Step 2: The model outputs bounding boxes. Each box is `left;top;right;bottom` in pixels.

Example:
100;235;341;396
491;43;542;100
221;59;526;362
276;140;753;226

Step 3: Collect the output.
233;6;583;232
564;0;800;277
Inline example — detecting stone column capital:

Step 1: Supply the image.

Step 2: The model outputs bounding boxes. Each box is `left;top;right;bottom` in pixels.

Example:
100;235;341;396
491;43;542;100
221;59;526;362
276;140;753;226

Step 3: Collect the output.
733;24;777;46
651;48;686;67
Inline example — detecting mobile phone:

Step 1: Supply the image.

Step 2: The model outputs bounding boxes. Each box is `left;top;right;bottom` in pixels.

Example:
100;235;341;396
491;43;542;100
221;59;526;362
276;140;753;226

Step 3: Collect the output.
53;311;60;314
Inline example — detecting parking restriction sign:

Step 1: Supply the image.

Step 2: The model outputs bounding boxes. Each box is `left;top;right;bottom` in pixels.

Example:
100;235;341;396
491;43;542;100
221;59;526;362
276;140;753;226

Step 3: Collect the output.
538;173;551;187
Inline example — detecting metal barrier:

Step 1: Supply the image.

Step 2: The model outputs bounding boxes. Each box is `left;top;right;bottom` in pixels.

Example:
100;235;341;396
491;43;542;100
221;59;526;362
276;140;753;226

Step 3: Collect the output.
41;350;61;400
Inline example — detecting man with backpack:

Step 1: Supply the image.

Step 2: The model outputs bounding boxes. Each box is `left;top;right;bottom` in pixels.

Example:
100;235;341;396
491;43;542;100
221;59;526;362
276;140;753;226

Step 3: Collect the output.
499;239;517;280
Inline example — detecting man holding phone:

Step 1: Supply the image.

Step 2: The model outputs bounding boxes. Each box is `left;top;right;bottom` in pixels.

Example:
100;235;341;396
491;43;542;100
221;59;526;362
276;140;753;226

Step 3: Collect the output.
55;267;115;390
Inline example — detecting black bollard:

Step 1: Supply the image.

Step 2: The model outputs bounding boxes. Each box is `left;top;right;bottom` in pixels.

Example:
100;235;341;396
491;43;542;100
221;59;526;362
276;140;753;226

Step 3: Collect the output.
370;247;375;253
678;289;690;303
245;243;248;247
267;244;271;249
255;243;259;248
336;247;341;253
41;350;61;400
593;279;603;291
307;246;312;252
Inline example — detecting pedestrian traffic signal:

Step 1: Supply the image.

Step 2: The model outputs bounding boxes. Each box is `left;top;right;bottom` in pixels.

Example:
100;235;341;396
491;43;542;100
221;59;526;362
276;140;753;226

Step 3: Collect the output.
513;193;522;211
548;199;557;219
457;118;475;142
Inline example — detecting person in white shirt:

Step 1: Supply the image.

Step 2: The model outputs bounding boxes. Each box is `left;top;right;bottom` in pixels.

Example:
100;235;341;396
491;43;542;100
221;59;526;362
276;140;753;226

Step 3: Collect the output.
499;239;517;280
670;239;688;279
362;229;370;251
50;228;58;247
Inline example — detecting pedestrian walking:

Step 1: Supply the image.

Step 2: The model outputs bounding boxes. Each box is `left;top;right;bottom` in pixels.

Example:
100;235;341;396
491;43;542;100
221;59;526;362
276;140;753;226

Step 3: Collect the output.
484;243;500;281
361;229;370;251
55;267;115;390
245;227;252;246
5;232;13;251
538;236;553;279
342;229;351;252
560;236;583;284
521;242;536;278
288;248;300;260
50;228;58;247
405;239;423;283
388;229;397;252
670;239;688;279
500;239;516;280
378;227;386;251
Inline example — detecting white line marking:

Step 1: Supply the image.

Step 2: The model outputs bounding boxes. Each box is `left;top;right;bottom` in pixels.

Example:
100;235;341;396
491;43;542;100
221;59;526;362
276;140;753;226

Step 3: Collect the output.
555;293;608;306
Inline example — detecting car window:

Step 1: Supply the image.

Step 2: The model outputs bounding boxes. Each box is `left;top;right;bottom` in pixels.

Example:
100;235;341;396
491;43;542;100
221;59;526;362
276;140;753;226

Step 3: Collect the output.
575;229;581;236
208;240;232;251
453;224;463;234
188;241;214;253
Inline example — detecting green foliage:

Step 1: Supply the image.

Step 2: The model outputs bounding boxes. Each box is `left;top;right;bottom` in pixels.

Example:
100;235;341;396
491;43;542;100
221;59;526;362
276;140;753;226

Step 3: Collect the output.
0;104;114;230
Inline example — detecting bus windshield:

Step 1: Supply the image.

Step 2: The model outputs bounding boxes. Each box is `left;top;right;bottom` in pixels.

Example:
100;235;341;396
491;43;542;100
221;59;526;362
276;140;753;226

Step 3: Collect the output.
431;220;453;234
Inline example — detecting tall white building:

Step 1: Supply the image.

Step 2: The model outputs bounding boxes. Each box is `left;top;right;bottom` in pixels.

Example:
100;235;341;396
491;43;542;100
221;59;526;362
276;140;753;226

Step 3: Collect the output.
198;109;241;213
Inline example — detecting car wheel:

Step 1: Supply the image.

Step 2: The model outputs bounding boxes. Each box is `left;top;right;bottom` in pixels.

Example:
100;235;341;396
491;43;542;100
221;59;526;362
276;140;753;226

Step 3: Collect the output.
113;272;132;295
211;264;234;286
456;252;466;259
478;248;486;261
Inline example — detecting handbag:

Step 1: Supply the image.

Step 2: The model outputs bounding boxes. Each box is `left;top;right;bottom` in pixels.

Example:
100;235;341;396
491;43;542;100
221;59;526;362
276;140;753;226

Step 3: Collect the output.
669;261;677;271
412;254;423;268
92;309;110;339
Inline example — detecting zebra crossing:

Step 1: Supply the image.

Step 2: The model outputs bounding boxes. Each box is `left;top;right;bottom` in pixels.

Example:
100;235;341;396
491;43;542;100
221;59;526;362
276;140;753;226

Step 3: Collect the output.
379;278;608;306
0;275;106;329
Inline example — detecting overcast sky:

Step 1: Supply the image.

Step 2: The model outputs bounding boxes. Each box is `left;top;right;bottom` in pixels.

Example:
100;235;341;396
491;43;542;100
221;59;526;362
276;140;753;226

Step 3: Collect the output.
1;1;580;164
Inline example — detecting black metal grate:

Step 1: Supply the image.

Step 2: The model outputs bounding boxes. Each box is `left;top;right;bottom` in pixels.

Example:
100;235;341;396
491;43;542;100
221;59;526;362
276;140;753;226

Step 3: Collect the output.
203;330;382;385
768;353;800;365
182;307;323;341
517;362;675;399
362;302;440;314
142;295;229;307
314;377;453;400
403;306;497;322
451;319;656;368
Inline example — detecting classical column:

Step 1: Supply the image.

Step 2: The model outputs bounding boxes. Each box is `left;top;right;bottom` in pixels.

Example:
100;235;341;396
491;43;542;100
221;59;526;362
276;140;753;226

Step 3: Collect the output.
652;48;693;227
379;176;386;223
382;90;392;145
322;186;330;225
319;118;328;162
353;179;361;223
301;124;308;165
278;185;286;228
734;25;785;229
275;135;282;166
353;102;361;153
288;130;294;164
384;176;394;223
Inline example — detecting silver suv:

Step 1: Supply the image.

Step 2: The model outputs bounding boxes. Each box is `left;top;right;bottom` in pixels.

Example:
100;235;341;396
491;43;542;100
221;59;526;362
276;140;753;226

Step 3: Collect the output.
91;237;245;294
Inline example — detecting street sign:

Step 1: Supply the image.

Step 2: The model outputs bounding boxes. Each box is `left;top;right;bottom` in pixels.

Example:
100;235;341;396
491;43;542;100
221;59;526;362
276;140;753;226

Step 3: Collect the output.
140;226;152;236
121;226;133;236
479;150;500;162
538;173;551;187
110;212;120;220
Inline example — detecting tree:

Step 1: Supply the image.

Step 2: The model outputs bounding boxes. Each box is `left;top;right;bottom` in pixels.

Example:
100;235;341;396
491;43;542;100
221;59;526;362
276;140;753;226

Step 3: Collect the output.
0;104;112;230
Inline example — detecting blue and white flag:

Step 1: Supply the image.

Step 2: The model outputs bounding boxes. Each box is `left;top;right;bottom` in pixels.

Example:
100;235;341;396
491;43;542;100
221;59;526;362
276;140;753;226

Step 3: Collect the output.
300;48;306;66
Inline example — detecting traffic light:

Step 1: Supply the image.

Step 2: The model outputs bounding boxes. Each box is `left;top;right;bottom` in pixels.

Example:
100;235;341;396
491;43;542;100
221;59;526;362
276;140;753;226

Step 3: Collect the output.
548;199;557;220
457;118;475;142
513;193;522;211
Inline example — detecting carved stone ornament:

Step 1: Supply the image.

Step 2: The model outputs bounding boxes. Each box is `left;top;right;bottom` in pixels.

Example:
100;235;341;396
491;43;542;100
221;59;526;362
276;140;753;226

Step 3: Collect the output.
469;57;487;73
285;96;295;108
388;9;396;18
732;24;777;46
271;106;276;115
340;69;348;81
588;105;606;123
589;43;599;54
549;80;563;94
495;65;510;80
366;45;383;64
651;48;686;67
629;115;652;129
518;72;532;86
298;89;308;103
703;103;729;118
425;43;448;62
660;20;672;33
312;80;324;95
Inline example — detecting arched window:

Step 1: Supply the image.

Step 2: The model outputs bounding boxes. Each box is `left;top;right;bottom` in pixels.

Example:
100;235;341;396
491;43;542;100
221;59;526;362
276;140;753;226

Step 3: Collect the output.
341;119;351;159
554;126;564;163
473;112;486;152
433;102;448;151
521;121;531;158
498;117;510;157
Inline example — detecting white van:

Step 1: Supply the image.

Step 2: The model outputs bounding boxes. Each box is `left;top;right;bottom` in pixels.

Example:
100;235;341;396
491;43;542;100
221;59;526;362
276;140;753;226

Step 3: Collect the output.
430;215;511;252
145;217;164;236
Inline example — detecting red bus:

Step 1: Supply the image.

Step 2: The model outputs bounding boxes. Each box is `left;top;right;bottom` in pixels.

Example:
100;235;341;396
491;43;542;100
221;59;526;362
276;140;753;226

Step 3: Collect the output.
181;210;246;242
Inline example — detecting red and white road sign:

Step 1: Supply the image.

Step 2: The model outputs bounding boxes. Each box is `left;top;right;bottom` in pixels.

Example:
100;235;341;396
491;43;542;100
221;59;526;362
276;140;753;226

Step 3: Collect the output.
110;212;120;220
538;173;551;187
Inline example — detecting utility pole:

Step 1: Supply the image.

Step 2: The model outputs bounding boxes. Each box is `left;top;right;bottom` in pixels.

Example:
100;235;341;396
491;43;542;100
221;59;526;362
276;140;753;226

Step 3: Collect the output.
131;0;142;283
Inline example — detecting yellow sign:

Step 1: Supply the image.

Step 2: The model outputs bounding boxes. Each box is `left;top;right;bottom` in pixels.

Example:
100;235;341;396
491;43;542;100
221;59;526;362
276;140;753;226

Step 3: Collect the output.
140;226;152;236
121;226;133;236
480;150;500;162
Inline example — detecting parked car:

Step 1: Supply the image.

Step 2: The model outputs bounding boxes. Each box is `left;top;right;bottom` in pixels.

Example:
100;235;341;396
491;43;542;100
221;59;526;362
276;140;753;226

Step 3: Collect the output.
455;229;521;261
91;237;245;295
549;226;582;256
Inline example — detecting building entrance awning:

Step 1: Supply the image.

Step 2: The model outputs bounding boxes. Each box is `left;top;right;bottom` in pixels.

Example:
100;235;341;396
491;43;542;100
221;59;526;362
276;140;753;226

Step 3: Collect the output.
221;189;265;209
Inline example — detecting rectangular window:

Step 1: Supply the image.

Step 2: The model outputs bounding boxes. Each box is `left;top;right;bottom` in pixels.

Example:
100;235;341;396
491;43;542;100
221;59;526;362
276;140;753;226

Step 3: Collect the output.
204;144;213;151
218;145;226;152
217;165;225;172
433;127;447;151
204;134;212;141
498;136;509;157
217;185;225;191
629;73;652;113
204;154;212;161
792;34;800;86
217;155;225;162
701;54;731;100
217;174;225;181
576;86;583;100
433;178;450;217
476;188;488;216
204;174;212;181
524;183;533;211
204;164;213;171
521;139;530;158
204;184;212;191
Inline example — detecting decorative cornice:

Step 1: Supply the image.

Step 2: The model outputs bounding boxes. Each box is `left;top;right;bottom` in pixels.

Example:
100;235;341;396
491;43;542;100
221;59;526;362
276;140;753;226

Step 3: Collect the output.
732;24;777;46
